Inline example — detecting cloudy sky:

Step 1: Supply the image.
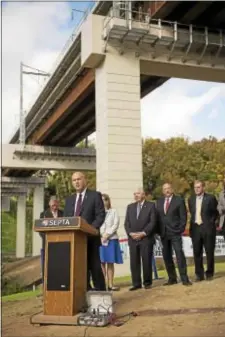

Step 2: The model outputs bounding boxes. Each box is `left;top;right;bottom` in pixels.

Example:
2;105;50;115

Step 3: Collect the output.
2;1;225;144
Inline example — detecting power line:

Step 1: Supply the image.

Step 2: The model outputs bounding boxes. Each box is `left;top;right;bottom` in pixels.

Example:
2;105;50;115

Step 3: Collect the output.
19;62;51;144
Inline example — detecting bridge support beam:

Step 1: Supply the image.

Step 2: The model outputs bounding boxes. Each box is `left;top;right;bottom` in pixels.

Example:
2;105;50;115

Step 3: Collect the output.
95;51;143;237
16;195;26;258
32;185;44;256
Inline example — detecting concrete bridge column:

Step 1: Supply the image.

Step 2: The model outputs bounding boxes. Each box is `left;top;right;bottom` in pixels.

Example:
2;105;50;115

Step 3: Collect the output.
16;195;26;258
95;51;143;237
32;185;44;256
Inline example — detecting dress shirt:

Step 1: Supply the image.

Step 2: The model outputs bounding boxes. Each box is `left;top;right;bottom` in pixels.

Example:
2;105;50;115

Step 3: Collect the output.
164;195;173;213
195;194;203;225
74;188;87;214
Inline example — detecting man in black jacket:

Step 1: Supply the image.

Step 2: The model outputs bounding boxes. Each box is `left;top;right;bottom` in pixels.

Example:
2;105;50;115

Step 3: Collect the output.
156;183;191;286
64;171;106;291
188;180;218;281
40;197;63;281
124;188;157;291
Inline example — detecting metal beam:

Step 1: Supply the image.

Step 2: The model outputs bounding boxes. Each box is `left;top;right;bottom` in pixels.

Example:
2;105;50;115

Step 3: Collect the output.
29;69;95;144
2;144;96;171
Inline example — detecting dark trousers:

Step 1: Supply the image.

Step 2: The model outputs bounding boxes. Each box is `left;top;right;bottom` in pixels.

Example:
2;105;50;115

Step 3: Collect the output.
161;235;188;283
129;238;154;287
191;225;216;278
87;238;106;291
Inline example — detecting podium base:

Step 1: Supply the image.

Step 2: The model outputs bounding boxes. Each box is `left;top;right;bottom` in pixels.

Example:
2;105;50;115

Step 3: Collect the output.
30;313;79;326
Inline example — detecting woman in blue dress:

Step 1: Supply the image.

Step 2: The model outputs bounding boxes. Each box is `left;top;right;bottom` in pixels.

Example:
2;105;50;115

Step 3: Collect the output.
100;194;123;291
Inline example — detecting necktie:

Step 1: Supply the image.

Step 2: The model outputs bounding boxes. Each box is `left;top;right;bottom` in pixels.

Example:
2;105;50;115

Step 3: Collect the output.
165;198;170;213
137;203;141;218
75;194;82;216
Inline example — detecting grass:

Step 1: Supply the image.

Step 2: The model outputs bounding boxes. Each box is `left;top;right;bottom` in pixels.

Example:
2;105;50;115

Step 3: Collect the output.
115;261;225;284
2;262;225;303
2;288;41;303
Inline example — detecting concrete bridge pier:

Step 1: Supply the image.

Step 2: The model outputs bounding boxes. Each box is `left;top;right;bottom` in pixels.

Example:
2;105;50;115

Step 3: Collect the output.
32;185;44;256
95;51;143;236
16;195;26;258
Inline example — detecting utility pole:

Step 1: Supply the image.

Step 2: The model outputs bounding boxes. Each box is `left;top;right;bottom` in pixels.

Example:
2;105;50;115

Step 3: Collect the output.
19;62;51;144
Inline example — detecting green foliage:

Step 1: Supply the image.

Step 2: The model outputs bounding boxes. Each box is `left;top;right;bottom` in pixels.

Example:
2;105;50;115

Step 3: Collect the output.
142;137;225;199
1;137;224;256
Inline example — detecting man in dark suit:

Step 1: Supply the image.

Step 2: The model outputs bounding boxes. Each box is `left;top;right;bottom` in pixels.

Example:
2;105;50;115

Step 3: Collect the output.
124;188;157;291
218;174;225;241
64;171;106;291
188;180;218;281
156;183;191;286
40;197;63;281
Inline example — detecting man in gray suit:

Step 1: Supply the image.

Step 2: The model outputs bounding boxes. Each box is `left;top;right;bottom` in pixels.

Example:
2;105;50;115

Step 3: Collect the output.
218;174;225;241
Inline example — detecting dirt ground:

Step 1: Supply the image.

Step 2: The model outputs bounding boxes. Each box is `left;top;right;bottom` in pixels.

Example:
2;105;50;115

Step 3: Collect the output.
2;273;225;337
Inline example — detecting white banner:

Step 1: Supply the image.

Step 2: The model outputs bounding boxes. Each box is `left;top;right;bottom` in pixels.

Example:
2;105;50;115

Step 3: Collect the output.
119;236;225;260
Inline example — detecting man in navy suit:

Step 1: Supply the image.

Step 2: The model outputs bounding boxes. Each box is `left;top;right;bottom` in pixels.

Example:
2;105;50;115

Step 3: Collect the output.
156;183;192;286
64;171;106;291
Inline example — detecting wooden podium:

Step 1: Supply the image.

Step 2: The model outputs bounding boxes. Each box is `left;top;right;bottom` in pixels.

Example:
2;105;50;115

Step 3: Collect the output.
31;216;98;325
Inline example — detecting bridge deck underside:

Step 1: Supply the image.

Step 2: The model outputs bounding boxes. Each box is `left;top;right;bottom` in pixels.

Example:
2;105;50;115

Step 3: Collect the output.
153;1;225;30
5;74;167;177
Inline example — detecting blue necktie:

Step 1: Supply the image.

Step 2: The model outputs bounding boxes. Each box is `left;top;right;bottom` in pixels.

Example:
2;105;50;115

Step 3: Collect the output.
137;203;141;218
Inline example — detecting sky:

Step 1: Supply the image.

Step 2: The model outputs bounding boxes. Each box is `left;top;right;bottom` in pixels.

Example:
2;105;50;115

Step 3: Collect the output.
2;1;225;144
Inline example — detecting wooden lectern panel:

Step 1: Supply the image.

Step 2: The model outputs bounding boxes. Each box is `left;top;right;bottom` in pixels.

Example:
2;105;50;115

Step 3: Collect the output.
44;231;87;316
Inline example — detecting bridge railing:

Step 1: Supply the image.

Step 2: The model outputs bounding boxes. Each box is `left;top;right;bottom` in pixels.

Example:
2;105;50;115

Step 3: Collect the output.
103;3;225;63
15;145;96;157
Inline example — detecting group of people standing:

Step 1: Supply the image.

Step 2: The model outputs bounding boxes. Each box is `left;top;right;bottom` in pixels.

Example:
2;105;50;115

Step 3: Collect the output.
40;172;225;292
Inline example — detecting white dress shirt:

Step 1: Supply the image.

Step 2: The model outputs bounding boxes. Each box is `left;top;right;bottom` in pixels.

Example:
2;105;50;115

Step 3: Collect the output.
100;208;120;240
195;194;203;225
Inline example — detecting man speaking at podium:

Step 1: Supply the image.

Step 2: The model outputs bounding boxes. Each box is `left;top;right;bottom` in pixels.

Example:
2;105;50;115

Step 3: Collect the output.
64;171;106;291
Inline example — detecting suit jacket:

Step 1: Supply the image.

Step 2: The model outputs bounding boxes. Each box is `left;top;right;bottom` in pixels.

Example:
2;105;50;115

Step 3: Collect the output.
218;190;225;230
63;189;105;242
156;195;187;237
39;208;64;249
124;200;157;242
188;193;218;236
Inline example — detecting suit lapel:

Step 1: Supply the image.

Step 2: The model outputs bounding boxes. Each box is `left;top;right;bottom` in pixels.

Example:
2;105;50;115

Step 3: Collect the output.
71;194;76;216
137;200;147;219
132;202;138;220
80;189;89;216
201;193;208;213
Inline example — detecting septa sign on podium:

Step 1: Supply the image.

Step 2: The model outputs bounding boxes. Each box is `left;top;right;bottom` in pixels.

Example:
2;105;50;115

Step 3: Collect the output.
35;217;79;228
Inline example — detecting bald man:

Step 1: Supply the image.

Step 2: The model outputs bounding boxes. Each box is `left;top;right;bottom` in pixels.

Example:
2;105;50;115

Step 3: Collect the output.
125;188;157;290
64;172;106;291
156;183;191;286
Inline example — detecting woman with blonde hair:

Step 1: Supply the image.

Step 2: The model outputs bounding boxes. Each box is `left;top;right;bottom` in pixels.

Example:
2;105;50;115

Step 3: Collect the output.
100;194;123;291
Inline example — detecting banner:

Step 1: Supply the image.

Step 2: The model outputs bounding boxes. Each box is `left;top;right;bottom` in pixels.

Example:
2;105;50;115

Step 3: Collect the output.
119;236;225;260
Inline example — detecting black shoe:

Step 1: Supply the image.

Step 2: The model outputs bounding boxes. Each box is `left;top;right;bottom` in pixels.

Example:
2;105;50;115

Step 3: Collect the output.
163;280;177;286
206;276;213;281
144;284;152;289
195;276;204;282
182;280;192;286
129;285;142;291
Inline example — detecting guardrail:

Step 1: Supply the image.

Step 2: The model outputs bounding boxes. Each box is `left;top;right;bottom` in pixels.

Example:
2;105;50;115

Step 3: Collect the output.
14;145;96;157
